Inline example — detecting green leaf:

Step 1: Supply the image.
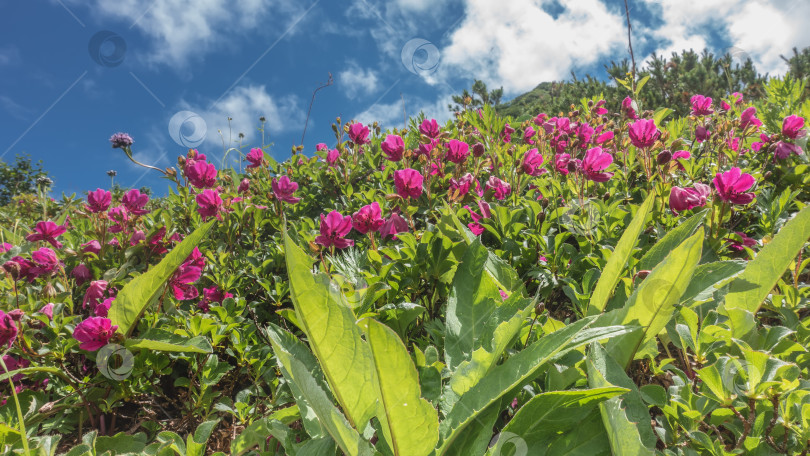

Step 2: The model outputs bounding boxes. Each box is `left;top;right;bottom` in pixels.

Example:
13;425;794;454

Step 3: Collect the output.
437;318;635;455
607;228;704;366
679;260;746;305
364;319;439;456
109;221;214;337
588;193;655;315
230;418;295;456
723;206;810;337
586;343;656;455
186;420;218;456
282;230;377;429
125;329;212;353
637;208;708;271
495;388;627;453
269;331;374;456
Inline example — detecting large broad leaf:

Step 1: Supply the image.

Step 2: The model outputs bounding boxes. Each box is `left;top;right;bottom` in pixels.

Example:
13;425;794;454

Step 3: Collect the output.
607;228;703;367
637;208;708;271
268;325;373;456
492;387;627;454
723;205;810;337
588;193;655;315
679;260;746;306
437;317;635;455
109;220;214;337
125;329;212;353
445;238;532;380
364;319;439;456
263;324;328;439
586;343;656;456
186;420;219;456
282;231;377;429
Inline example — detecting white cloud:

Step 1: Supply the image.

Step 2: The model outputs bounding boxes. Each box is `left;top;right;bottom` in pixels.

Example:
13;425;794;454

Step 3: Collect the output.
339;63;381;99
72;0;306;68
178;84;305;154
355;93;453;130
439;0;627;94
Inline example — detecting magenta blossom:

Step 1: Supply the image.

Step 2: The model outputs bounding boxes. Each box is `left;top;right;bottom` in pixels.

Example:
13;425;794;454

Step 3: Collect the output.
592;100;608;116
95;297;114;317
315;211;354;249
0;311;17;348
596;131;614;144
393;168;424;199
695;126;711;143
72;264;92;285
419;119;440;138
0;242;11;253
739;107;762;130
39;303;54;320
238;178;250;193
107;206;129;234
449;173;476;198
352;202;384;234
170;248;203;301
690;95;714;116
186;160;218;188
628;119;661;149
555;154;571;175
73;317;118;351
246;148;265;169
581;147;614;182
523;126;536;144
272;176;301;204
316;143;327;151
446;139;470;164
774;141;803;159
502;123;515;143
726;232;757;252
622;97;638;119
669;184;711;214
486;176;512;200
86;188;111;213
122;189;150;216
521;148;545;176
83;280;108;309
196;189;223;219
465;200;491;236
30;247;60;276
348;123;370;145
381;135;405;162
533;113;548;126
26;221;67;249
380;212;409;240
713;167;755;205
3;256;36;282
82;240;102;255
326;148;340;166
782;115;806;139
198;286;233;312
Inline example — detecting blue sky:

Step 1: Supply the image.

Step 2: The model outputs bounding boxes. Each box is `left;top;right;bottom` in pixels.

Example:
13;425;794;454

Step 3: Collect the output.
2;0;807;196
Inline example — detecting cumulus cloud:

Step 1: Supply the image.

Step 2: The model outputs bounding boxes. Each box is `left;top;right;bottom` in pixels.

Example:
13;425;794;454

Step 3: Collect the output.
355;93;453;129
71;0;307;68
178;84;305;153
339;63;381;99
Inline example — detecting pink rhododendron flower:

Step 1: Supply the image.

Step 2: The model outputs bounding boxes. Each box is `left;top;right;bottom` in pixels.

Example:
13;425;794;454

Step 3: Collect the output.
394;168;424;199
238;178;250;194
574;123;594;148
26;221;67;249
348;123;370;145
4;256;36;282
0;242;11;253
198;286;233;312
352;202;384;234
726;232;756;252
621;97;638;119
272;176;301;204
316;143;327;151
502;123;515;142
671;150;691;170
449;173;476;198
721;100;731;111
82;240;101;255
523;126;536;144
95;297;113;317
486;176;512;200
86;188;111;213
246;148;265;169
130;230;146;246
122;189;150;216
521;148;544;176
0;311;17;348
774;141;803;159
30;247;59;277
581;147;614;182
196;189;222;219
186;160;218;188
39;303;54;320
739;107;762;130
782;115;806;139
669;183;710;214
71;264;92;285
595;131;614;144
533;113;548;126
628;119;661;149
170;248;203;301
315;211;354;249
381;135;405;162
592;100;608;116
713;167;755;205
419;119;440;138
380;212;409;240
446;139;470;164
83;280;108;309
555;154;571;175
73;317;117;351
465;200;492;235
107;206;129;233
690;95;714;116
326;148;340;166
1;355;28;383
695;125;711;143
732;92;743;104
